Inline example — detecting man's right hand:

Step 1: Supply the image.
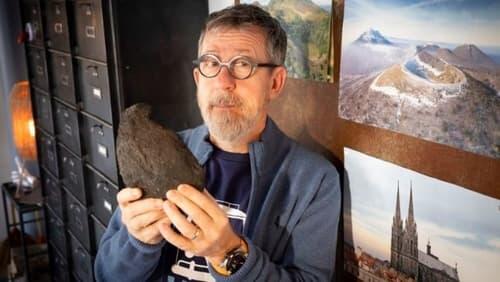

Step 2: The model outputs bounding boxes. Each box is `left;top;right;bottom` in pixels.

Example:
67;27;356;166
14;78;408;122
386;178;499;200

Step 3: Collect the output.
117;187;168;245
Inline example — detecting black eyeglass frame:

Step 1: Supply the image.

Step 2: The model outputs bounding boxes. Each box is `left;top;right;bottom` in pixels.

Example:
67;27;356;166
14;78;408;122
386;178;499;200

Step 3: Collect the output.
192;54;281;80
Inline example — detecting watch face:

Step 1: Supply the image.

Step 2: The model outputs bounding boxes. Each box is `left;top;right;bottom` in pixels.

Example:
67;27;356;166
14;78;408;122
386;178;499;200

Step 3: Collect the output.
227;251;247;274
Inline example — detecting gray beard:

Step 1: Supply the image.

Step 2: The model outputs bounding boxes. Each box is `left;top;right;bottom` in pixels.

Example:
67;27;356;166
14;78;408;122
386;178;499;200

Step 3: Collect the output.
203;108;258;143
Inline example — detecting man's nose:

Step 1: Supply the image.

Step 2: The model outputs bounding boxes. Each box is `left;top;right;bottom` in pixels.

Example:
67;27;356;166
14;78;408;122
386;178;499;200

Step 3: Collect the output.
215;65;236;90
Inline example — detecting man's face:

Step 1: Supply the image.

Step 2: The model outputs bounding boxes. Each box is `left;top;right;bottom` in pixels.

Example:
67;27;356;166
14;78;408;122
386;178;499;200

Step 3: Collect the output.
194;26;282;143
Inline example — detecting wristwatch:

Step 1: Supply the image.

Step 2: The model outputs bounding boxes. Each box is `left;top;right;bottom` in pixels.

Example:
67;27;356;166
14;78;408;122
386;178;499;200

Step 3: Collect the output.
219;242;248;275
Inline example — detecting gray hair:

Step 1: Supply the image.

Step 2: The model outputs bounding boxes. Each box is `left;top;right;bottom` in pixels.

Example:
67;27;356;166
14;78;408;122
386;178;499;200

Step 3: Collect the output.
198;4;287;65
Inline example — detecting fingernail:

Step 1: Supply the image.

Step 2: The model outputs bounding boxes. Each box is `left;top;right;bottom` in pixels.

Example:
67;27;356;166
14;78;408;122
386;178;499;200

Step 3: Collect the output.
166;190;175;199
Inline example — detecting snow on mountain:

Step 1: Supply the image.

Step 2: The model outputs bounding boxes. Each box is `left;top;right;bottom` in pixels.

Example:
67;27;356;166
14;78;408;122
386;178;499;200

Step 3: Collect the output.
354;29;392;45
368;52;467;109
416;44;441;55
342;30;413;75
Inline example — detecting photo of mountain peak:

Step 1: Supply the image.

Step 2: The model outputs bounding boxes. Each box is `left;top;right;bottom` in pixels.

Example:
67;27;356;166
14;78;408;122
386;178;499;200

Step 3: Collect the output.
339;1;500;159
242;0;333;81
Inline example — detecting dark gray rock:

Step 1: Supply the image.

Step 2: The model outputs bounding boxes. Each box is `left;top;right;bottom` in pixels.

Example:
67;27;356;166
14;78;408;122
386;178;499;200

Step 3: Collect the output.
116;103;205;198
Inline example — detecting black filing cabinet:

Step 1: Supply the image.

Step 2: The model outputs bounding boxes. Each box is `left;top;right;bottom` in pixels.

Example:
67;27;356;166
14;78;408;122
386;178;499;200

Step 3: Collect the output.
20;1;208;280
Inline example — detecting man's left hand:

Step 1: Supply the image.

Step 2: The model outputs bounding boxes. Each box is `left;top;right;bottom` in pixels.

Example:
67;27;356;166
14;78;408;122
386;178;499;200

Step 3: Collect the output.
159;184;242;266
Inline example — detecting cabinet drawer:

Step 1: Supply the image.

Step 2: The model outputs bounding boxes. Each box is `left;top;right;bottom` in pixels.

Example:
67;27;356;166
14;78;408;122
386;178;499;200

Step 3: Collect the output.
38;131;58;176
41;169;64;220
65;189;91;252
45;0;71;52
82;115;118;183
48;243;71;282
33;91;54;134
74;0;106;61
69;232;94;282
46;207;68;259
54;101;81;155
58;145;87;205
90;214;106;255
27;47;49;91
21;0;44;46
49;52;76;104
87;166;117;225
76;59;112;123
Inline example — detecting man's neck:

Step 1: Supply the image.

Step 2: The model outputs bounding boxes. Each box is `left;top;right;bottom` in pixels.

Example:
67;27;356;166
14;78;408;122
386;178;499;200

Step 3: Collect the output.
209;117;266;154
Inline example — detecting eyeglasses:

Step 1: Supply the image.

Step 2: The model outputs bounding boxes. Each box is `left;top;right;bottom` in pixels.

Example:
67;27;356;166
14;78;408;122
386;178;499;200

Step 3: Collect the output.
193;54;281;80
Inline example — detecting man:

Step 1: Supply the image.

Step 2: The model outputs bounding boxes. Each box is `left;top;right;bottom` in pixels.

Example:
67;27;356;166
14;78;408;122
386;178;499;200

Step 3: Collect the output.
95;4;340;281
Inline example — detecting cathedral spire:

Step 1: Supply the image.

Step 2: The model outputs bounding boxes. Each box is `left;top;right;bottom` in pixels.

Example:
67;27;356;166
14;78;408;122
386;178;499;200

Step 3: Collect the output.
395;181;401;220
408;182;414;224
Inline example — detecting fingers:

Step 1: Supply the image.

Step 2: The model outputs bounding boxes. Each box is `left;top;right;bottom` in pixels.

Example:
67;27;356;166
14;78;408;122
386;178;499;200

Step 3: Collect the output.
134;218;169;245
117;187;142;207
121;198;164;222
128;209;167;232
166;188;214;231
158;219;192;251
175;185;226;220
163;200;200;238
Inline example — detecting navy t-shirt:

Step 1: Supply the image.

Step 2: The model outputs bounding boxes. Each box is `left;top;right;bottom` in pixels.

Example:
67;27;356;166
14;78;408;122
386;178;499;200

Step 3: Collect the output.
164;146;251;282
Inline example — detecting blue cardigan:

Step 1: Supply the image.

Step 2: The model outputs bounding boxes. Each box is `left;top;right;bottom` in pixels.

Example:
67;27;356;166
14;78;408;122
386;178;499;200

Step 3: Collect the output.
94;118;341;281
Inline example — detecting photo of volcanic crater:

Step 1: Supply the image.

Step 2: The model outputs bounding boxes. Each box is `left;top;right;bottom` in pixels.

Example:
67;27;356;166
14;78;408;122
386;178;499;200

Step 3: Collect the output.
339;1;500;159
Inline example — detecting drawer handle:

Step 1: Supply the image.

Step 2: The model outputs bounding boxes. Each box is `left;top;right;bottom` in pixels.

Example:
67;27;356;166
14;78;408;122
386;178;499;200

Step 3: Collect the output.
55;4;61;15
47;151;55;162
104;200;112;213
61;75;69;86
69;203;81;214
86;65;99;77
76;247;87;259
64;123;72;136
85;25;96;38
96;181;109;193
92;87;102;99
70;171;78;184
91;124;104;136
97;143;108;158
54;22;63;34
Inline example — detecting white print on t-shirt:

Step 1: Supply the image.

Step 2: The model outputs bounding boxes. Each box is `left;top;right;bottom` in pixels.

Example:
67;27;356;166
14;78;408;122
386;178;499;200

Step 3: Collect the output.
170;200;247;282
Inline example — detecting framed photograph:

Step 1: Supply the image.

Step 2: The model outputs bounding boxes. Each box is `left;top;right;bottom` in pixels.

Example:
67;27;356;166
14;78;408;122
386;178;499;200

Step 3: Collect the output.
343;147;500;282
241;0;334;82
339;0;500;159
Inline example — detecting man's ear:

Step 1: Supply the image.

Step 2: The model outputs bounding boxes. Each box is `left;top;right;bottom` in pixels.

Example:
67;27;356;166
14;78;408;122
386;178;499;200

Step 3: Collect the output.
269;66;287;101
193;68;200;87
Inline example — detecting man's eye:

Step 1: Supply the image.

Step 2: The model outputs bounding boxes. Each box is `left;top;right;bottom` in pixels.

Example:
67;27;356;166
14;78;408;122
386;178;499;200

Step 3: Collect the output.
203;60;219;67
233;60;251;67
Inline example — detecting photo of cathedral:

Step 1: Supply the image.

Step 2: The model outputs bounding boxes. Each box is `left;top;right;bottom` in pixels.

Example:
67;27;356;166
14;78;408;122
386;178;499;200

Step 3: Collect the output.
343;148;500;282
390;185;458;282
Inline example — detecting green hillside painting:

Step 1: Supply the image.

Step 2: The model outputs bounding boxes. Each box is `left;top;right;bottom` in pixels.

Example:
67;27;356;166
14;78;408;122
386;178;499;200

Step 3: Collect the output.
242;0;333;82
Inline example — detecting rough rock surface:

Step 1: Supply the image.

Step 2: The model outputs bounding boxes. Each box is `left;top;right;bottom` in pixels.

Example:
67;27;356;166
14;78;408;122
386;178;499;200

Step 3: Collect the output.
116;103;205;198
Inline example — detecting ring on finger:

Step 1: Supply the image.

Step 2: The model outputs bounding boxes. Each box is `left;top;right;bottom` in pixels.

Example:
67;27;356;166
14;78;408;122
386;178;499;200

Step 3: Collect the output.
190;228;200;240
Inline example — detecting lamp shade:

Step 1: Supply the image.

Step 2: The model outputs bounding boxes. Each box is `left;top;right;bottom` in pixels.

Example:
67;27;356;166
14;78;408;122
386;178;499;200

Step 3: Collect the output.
10;81;37;161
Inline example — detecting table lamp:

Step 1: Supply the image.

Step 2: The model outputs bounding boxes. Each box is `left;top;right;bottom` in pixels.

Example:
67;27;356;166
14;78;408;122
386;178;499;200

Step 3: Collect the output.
9;81;39;196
